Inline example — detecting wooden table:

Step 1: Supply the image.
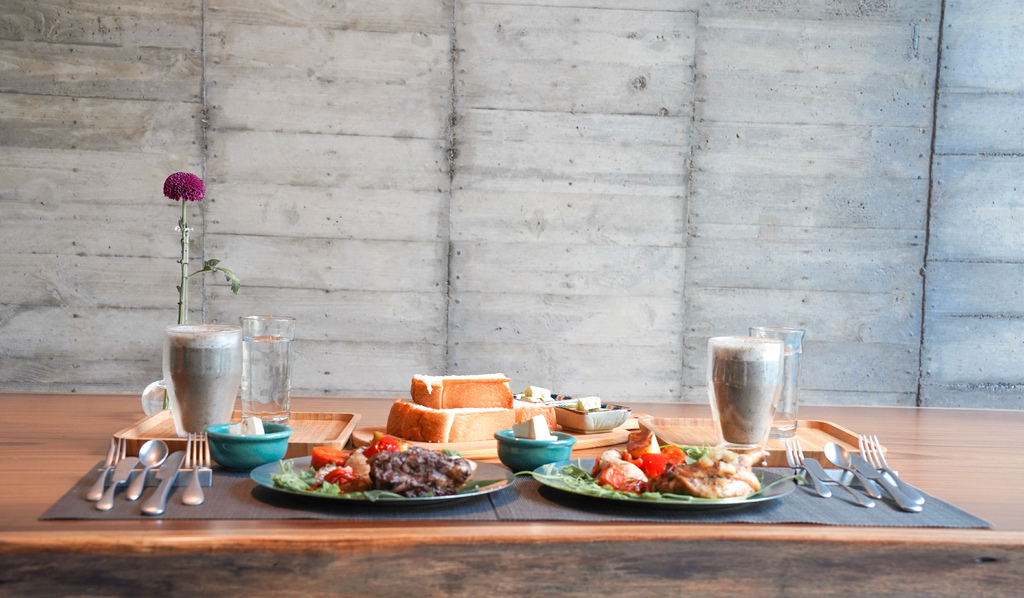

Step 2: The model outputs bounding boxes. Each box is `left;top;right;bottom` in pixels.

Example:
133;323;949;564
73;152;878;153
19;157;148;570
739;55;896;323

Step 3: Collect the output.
1;393;1022;596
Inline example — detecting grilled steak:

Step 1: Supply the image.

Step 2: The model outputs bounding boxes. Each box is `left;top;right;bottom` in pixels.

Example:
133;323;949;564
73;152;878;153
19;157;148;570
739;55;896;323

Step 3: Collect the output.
370;446;474;497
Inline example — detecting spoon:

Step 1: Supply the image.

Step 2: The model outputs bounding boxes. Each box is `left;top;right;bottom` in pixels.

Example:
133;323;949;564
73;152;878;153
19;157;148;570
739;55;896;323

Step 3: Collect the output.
823;442;882;500
125;440;169;501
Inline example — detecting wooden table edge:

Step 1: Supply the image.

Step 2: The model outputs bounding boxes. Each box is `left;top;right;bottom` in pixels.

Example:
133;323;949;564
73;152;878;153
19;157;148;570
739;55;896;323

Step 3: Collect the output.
3;523;1022;553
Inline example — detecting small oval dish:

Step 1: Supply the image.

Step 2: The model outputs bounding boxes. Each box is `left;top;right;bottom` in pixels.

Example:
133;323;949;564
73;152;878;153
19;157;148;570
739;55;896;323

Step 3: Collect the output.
205;422;293;471
494;429;576;472
554;404;632;434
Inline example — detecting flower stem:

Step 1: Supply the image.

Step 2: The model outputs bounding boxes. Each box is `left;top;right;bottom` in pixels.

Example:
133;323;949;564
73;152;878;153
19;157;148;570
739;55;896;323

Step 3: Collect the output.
177;199;189;325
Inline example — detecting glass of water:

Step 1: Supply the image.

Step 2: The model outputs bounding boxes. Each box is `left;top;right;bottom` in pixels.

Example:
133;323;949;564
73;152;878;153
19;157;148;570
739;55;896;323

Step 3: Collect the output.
240;315;296;425
749;326;805;439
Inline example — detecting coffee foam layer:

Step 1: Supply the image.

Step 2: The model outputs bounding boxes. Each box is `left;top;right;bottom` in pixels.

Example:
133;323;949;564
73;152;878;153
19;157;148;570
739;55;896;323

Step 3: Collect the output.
710;336;783;361
166;325;240;349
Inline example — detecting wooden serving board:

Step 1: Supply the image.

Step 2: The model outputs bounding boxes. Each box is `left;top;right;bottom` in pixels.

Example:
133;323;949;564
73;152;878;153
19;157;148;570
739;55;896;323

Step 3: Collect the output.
637;417;881;469
114;410;362;460
351;417;640;460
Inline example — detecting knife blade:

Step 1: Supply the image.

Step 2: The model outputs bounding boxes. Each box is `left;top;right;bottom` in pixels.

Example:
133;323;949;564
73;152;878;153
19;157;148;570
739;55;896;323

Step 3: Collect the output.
95;456;139;511
849;453;922;513
141;451;185;516
799;457;833;498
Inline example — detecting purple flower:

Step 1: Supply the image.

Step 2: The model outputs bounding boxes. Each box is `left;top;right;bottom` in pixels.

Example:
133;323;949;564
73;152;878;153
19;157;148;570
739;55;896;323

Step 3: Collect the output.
163;172;205;202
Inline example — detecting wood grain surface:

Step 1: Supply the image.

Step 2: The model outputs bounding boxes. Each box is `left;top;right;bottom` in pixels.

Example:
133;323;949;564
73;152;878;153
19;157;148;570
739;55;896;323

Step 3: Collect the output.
1;394;1022;596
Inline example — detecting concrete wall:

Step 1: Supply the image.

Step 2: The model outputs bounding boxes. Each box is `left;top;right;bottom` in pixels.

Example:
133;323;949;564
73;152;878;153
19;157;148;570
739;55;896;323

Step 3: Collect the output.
1;0;1021;408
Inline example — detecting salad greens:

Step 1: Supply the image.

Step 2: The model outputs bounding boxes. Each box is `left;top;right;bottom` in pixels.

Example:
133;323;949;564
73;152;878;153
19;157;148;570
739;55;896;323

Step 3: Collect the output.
270;459;503;501
524;451;800;504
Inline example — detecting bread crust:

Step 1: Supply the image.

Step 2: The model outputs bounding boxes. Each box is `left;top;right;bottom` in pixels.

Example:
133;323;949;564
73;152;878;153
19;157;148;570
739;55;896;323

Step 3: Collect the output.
386;399;514;443
411;374;513;410
513;400;556;430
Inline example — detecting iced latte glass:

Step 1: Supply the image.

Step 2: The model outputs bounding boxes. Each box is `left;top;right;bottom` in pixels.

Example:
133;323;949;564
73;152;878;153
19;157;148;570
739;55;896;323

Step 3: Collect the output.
164;324;242;437
707;336;785;451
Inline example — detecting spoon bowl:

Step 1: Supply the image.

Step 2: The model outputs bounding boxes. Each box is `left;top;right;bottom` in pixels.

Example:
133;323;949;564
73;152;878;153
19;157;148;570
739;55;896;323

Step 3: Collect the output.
125;439;169;501
823;442;882;500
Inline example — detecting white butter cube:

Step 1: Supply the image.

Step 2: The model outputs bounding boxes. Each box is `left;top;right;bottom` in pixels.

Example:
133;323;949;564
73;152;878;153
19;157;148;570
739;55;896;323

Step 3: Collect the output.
513;414;553;440
521;386;552;402
242;416;264;435
228;416;265;436
574;396;602;410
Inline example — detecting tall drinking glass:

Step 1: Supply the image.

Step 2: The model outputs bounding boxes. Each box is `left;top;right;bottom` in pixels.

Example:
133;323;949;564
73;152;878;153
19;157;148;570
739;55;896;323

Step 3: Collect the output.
240;315;295;424
164;324;242;438
707;336;785;452
749;326;805;439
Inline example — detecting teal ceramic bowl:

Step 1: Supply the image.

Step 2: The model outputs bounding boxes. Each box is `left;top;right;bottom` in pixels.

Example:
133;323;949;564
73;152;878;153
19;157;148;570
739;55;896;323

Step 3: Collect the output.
205;423;293;471
494;429;577;473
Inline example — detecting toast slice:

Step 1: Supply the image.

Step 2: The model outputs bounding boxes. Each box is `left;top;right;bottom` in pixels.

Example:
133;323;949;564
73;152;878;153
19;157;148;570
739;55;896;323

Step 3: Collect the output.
411;374;514;410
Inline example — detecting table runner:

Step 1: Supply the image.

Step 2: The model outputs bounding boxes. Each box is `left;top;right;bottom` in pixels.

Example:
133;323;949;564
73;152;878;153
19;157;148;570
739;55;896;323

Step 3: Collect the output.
41;463;991;528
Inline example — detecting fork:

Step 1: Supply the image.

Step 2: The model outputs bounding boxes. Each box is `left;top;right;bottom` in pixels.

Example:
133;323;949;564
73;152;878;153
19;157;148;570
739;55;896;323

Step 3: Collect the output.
784;439;831;498
182;433;207;506
86;437;124;501
859;435;925;505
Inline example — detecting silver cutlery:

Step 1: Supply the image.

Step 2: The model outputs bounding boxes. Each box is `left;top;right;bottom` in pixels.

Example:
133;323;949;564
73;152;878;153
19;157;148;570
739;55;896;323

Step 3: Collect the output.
95;455;139;511
125;439;169;501
86;437;124;502
823;442;883;499
182;433;209;506
785;439;831;498
141;450;185;516
860;434;926;505
848;452;922;513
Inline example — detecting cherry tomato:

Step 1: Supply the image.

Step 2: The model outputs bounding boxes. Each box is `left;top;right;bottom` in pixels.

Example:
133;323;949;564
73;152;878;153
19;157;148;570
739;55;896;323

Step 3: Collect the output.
323;466;356;486
311;446;349;470
661;444;687;466
363;435;402;459
597;465;646;493
639;453;669;478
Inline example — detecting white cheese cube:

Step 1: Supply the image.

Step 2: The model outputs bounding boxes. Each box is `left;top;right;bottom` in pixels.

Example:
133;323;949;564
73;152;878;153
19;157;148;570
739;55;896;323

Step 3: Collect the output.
574;396;602;410
226;422;243;435
513;414;553;440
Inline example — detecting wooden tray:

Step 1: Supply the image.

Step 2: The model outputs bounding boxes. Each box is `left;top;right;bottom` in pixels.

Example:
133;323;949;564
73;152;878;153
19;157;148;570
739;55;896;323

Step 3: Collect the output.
351;417;641;461
637;417;882;469
114;410;362;460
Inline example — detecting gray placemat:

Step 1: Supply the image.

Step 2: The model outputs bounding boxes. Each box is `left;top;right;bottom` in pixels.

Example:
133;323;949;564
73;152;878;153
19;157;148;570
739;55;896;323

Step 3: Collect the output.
40;462;499;521
41;464;991;528
496;468;992;527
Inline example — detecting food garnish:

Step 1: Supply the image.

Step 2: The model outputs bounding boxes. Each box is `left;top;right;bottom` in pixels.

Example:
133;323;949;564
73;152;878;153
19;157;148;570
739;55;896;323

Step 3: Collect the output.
528;444;794;503
272;435;496;500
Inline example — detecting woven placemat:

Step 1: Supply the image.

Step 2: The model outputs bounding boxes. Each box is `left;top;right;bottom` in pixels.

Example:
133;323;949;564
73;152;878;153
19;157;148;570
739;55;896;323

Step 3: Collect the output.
41;463;990;528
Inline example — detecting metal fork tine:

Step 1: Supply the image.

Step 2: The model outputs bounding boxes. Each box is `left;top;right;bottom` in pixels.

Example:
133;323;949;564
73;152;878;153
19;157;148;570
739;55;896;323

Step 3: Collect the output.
185;433;193;469
859;435;878;468
870;435;889;468
202;432;210;468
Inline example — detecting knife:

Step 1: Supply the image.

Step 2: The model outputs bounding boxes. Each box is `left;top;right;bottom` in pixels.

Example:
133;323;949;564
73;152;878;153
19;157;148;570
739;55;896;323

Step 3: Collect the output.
85;439;118;502
849;453;922;513
799;457;833;499
95;456;139;511
141;450;185;516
